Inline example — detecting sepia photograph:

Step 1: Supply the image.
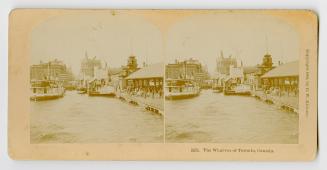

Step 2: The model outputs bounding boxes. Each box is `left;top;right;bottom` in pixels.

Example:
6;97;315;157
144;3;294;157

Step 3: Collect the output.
8;9;317;160
29;11;302;144
29;12;164;143
164;13;299;143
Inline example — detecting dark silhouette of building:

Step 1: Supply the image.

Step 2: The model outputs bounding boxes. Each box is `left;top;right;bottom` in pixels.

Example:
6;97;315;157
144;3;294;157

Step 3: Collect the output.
216;51;237;75
165;58;209;87
127;55;138;71
80;52;102;77
30;59;73;81
257;53;274;76
261;61;299;96
121;55;140;78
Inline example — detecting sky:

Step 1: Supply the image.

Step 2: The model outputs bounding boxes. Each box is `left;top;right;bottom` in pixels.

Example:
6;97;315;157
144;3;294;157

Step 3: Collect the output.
31;12;300;75
166;13;300;73
31;13;164;75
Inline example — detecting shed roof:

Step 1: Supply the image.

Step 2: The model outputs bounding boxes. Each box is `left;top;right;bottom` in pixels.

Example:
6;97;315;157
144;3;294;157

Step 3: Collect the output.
243;66;259;74
261;61;299;78
125;63;164;79
108;67;122;75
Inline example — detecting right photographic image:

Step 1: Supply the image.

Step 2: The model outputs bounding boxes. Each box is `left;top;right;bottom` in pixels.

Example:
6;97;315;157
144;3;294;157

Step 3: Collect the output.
164;13;299;144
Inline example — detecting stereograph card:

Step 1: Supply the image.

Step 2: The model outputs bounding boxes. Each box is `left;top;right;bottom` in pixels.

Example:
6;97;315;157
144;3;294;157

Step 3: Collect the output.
8;9;318;160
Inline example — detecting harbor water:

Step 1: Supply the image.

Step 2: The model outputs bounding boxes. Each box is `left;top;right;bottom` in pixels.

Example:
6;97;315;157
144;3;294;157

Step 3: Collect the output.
30;91;163;143
31;89;298;144
165;89;298;143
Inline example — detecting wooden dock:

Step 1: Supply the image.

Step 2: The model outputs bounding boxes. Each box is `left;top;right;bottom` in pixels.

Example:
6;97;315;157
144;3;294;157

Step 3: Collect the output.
252;91;299;114
115;91;164;115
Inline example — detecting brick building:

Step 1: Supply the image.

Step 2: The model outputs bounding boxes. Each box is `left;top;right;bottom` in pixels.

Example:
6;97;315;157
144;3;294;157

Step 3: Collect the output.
165;58;209;87
30;59;73;81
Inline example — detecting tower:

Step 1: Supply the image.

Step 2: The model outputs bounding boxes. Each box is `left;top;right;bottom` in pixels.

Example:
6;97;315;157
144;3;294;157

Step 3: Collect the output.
127;55;138;71
262;53;273;68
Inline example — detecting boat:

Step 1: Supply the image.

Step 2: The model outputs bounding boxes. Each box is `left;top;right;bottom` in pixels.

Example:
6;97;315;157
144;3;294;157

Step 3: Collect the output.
30;80;65;101
212;86;223;93
88;85;115;96
76;73;89;94
88;79;115;97
165;79;200;100
212;78;223;93
224;82;251;95
77;87;87;94
76;82;88;94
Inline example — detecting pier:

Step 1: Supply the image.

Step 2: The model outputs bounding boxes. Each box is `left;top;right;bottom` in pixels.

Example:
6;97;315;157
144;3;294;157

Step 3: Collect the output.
115;91;164;115
252;90;299;113
119;63;164;115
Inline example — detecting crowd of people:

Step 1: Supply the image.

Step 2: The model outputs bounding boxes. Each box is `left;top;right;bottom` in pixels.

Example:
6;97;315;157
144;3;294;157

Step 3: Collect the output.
264;86;299;97
126;86;163;99
88;79;107;92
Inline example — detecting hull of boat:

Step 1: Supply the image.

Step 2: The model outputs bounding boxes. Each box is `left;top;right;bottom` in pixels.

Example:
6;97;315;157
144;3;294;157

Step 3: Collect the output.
88;86;115;97
212;87;223;93
213;90;223;93
165;93;199;100
30;94;64;101
224;90;251;96
88;92;115;97
77;90;87;94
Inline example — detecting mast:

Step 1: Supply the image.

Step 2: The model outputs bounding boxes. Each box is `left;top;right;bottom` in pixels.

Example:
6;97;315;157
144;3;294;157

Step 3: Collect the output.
130;37;134;56
48;61;50;80
265;35;269;54
184;60;187;79
145;40;148;67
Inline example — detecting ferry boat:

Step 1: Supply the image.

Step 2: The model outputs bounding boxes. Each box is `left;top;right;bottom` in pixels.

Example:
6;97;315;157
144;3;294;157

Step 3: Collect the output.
88;79;115;97
212;78;224;93
76;73;89;94
77;87;87;94
224;83;252;95
165;79;200;100
76;80;88;94
30;80;65;101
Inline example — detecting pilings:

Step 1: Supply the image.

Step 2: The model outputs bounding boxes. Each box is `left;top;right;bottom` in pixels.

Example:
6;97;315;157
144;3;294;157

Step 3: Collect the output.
115;91;164;116
252;91;299;114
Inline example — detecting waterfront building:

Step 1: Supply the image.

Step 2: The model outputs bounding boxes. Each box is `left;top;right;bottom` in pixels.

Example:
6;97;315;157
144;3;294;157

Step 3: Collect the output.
125;63;164;98
30;59;73;81
216;51;237;75
80;52;102;78
165;58;209;87
239;53;276;90
120;55;140;78
256;53;274;75
118;55;141;89
261;61;299;96
229;65;244;84
243;66;260;90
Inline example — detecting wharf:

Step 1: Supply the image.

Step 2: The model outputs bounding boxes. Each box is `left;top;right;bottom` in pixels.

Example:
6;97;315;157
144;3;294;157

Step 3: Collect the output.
115;91;164;115
252;90;299;113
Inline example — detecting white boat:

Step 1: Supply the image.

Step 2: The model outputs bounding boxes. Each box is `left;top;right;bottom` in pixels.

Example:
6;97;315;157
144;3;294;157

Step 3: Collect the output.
224;83;251;95
76;80;88;94
30;80;65;101
234;84;252;94
88;85;115;96
76;73;90;94
88;79;115;97
165;79;200;100
212;78;223;93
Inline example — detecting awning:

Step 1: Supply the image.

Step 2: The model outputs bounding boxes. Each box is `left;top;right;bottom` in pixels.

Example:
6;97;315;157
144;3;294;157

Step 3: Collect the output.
261;61;299;78
125;63;164;80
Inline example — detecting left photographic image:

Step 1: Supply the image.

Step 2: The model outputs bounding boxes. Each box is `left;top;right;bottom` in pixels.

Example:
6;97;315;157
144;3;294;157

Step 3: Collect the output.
29;12;164;143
